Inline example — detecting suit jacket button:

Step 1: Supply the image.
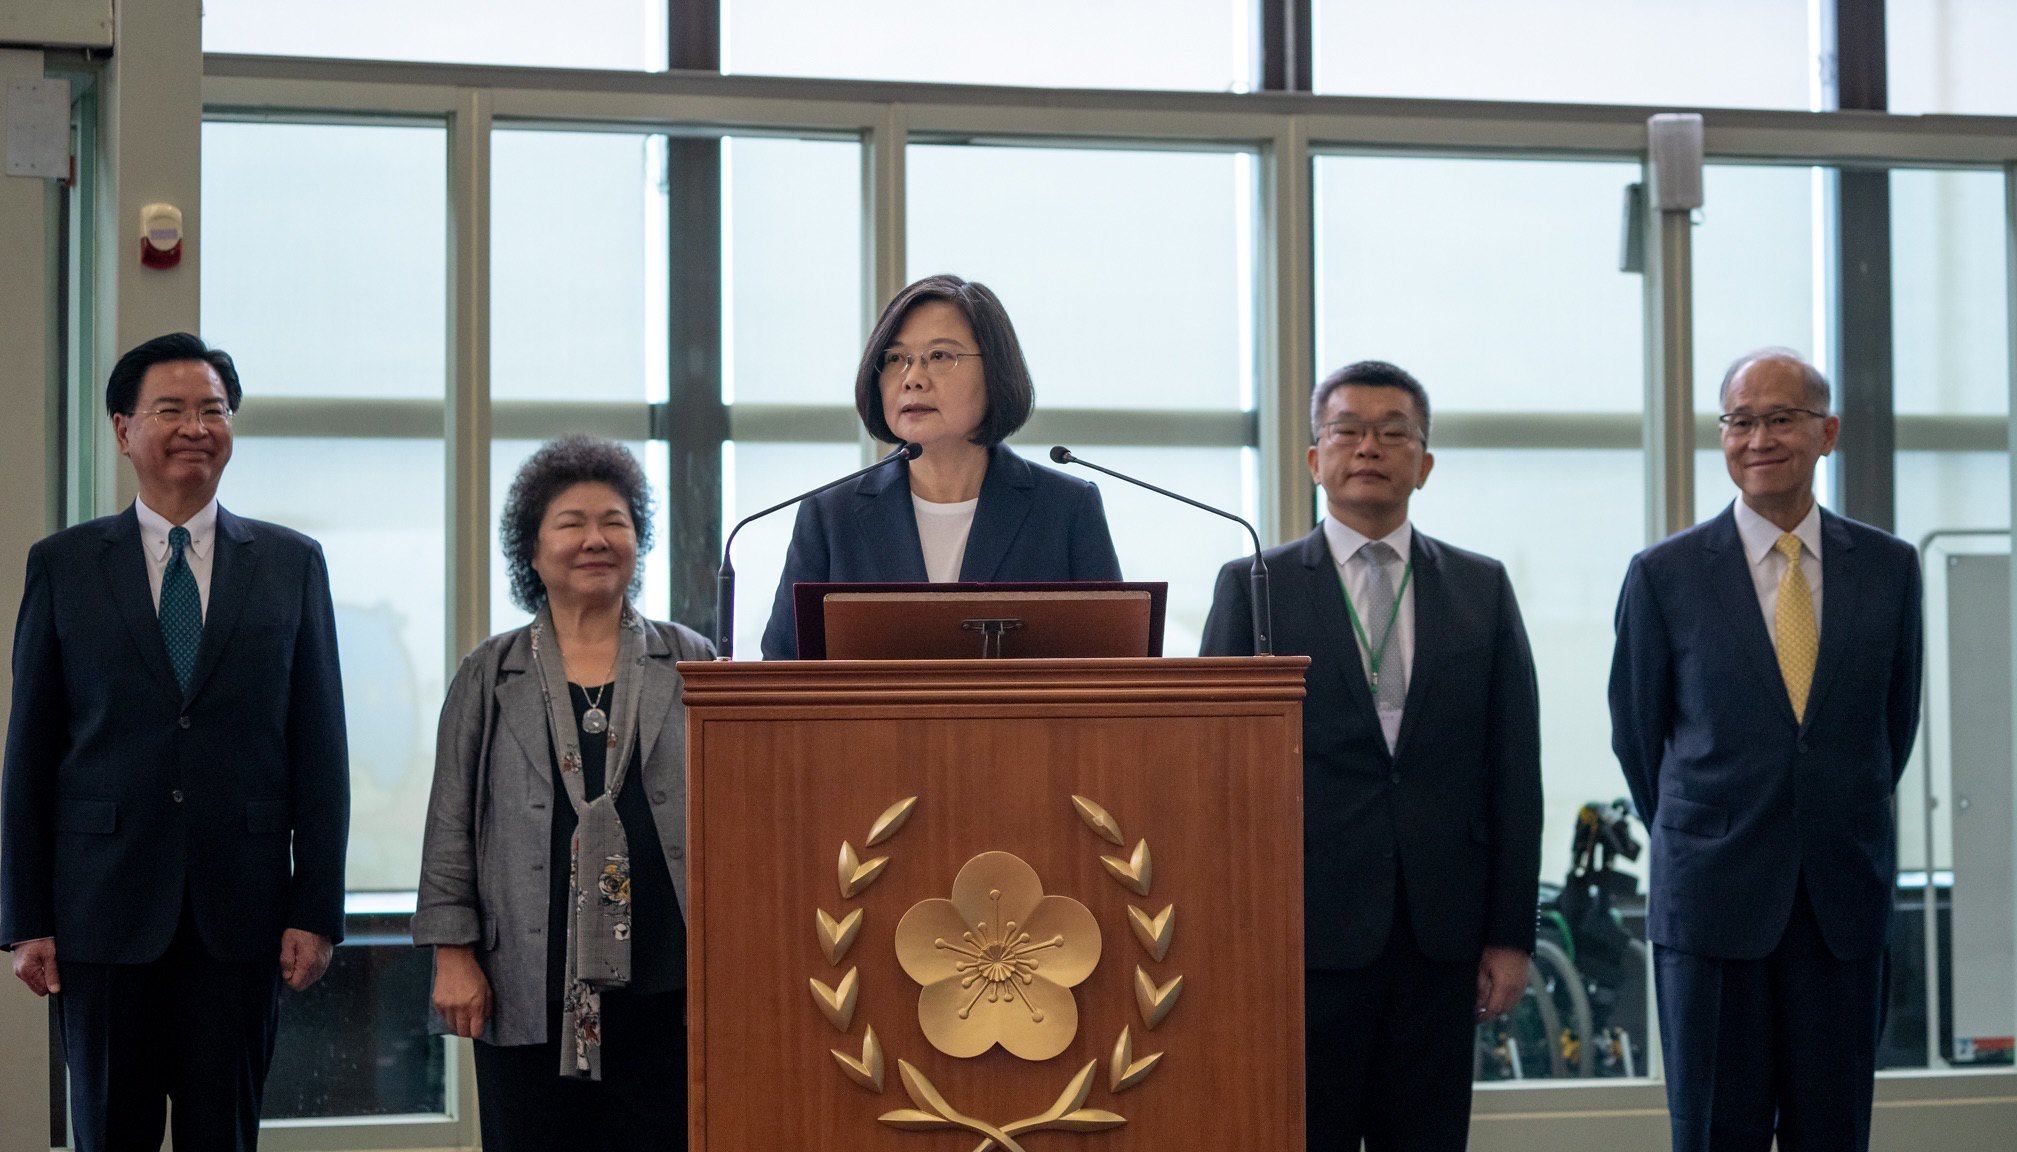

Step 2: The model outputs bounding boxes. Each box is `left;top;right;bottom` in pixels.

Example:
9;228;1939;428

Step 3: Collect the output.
171;790;184;803
1798;741;1810;754
1389;772;1401;785
668;845;685;861
177;715;191;729
651;791;667;804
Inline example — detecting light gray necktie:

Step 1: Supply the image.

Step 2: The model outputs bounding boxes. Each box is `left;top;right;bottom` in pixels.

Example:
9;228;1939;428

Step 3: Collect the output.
1357;540;1407;712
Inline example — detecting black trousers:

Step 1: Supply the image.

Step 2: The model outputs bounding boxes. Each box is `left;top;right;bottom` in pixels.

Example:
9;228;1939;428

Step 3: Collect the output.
1306;894;1478;1152
1654;877;1886;1152
56;912;281;1152
473;991;688;1152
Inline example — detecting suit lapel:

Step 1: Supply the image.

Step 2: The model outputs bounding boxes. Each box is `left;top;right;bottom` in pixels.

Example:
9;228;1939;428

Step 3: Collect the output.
495;634;554;793
959;446;1035;582
1297;528;1383;742
1391;533;1447;760
636;627;677;769
852;464;929;582
1703;507;1800;726
100;508;182;697
183;507;257;704
1802;510;1860;729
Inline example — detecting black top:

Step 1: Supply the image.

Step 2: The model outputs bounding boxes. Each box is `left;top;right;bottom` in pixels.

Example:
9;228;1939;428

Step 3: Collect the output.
545;682;686;999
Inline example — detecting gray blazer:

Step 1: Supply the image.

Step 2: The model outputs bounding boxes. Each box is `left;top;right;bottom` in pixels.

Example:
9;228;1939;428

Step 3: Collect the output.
412;617;713;1045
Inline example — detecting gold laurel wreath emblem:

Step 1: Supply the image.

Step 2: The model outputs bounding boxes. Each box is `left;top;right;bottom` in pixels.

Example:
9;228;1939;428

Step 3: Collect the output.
808;794;1183;1151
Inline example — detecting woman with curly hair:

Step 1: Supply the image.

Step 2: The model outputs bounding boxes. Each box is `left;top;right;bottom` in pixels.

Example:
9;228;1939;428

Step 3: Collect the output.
413;435;710;1150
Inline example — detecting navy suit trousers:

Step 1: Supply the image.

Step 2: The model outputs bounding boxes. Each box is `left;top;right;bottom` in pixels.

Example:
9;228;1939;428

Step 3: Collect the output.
1654;877;1885;1152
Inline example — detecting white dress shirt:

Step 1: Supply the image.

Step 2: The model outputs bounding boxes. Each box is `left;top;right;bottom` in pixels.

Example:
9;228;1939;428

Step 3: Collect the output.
1733;498;1823;649
135;497;219;621
1322;514;1415;752
913;494;978;584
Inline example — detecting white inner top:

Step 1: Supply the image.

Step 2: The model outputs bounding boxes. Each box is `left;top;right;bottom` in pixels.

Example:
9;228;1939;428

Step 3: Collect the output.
913;495;979;583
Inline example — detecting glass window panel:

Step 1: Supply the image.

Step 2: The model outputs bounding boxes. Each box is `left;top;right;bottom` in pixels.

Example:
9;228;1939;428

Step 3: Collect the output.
1893;169;2010;417
1314;155;1642;413
1889;0;2017;115
1412;448;1653;1081
726;137;864;406
1313;0;1811;107
1693;164;1820;414
202;122;446;400
996;442;1252;656
725;440;861;658
224;438;447;896
489;440;675;636
265;916;445;1117
492;130;669;404
202;0;668;71
725;0;1251;91
908;145;1252;412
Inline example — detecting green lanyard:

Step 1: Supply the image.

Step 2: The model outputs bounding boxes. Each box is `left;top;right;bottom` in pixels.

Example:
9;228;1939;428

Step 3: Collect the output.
1343;560;1414;691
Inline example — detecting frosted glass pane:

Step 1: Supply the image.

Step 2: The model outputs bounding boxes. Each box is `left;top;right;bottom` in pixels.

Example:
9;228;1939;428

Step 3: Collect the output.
726;138;864;405
1314;156;1641;413
223;439;446;893
725;0;1250;91
202;123;446;400
488;440;675;635
1893;169;2010;417
909;146;1251;412
1410;449;1644;890
727;441;861;659
1314;0;1811;108
994;442;1252;656
491;131;668;404
1693;165;1819;413
1890;0;2017;115
1897;452;2010;548
202;0;668;70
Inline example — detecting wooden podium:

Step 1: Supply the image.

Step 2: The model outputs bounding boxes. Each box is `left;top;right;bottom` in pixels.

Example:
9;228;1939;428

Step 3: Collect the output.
680;657;1308;1151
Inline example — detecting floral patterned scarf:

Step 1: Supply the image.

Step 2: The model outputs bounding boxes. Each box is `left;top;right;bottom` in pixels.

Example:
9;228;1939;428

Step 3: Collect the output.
530;602;647;1080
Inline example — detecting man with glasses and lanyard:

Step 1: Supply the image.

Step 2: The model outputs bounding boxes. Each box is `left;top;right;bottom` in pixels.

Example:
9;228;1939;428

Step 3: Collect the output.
1610;348;1921;1152
1;333;349;1151
1203;359;1542;1150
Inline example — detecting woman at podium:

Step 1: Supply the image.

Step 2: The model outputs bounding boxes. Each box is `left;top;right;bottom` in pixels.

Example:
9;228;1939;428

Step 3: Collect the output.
413;436;712;1151
760;273;1123;658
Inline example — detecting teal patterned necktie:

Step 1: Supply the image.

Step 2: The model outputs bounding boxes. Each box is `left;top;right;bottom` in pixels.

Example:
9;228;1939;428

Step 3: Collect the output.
160;525;202;692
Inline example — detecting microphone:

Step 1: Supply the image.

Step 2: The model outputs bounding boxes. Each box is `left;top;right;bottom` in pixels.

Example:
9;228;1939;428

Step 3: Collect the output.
714;442;922;659
1050;446;1272;656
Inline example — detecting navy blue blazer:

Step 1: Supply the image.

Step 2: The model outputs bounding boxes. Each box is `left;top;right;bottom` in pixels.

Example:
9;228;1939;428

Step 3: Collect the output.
760;443;1123;658
1201;526;1542;970
1608;503;1922;962
0;505;350;965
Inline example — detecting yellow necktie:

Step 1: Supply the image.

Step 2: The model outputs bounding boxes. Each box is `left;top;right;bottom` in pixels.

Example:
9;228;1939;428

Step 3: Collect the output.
1774;532;1818;722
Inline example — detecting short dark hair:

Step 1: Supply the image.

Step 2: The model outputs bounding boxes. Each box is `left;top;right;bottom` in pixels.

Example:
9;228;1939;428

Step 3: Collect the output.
1718;347;1831;412
1311;360;1432;442
854;274;1035;446
105;332;243;418
499;436;656;614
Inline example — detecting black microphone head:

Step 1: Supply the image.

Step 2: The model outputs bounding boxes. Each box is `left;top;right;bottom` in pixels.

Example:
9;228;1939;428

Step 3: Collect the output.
1049;445;1074;464
900;441;923;460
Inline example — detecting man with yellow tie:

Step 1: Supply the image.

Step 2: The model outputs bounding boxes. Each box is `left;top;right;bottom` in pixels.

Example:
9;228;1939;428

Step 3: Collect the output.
1609;349;1923;1152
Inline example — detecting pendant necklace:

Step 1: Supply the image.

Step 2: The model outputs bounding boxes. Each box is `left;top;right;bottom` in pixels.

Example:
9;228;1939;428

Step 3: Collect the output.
579;652;616;735
580;684;609;735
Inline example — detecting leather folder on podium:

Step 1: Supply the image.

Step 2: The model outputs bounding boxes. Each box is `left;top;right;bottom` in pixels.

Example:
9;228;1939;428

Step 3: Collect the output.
791;580;1169;660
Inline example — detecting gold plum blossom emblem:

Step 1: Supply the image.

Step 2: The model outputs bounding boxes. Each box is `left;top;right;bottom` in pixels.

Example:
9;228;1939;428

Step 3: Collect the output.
896;851;1101;1061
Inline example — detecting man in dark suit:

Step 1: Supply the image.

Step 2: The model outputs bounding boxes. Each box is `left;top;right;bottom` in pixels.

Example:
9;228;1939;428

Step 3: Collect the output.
1609;349;1921;1152
1;333;349;1151
1203;359;1542;1150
